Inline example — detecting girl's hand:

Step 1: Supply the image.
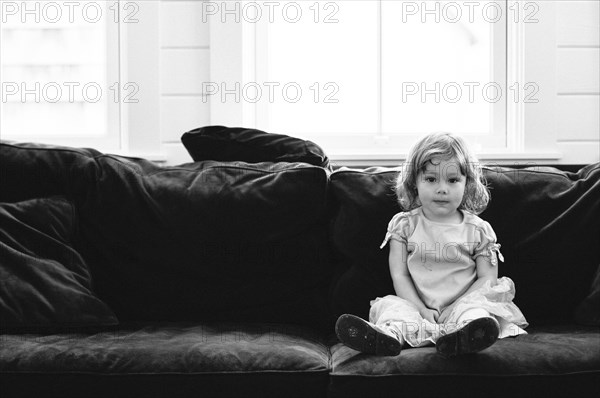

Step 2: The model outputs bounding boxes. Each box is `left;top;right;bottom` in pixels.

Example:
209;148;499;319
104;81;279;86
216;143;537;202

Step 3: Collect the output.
419;307;440;323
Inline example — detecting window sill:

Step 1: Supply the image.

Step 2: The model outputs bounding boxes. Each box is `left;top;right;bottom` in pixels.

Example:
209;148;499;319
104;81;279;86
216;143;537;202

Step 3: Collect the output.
328;151;563;168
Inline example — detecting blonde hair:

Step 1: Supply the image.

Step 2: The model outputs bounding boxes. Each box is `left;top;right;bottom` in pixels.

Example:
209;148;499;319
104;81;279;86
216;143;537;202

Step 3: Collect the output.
395;132;490;214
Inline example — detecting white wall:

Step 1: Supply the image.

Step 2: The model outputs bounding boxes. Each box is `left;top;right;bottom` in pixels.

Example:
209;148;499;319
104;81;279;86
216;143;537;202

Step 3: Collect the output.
554;0;600;163
157;0;599;166
159;0;210;163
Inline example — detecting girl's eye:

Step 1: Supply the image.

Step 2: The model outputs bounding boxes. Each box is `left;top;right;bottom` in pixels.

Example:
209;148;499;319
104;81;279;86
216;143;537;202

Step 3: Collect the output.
449;178;458;183
425;177;436;183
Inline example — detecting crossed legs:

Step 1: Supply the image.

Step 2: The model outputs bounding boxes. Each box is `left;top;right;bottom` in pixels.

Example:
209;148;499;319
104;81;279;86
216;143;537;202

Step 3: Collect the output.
335;296;500;357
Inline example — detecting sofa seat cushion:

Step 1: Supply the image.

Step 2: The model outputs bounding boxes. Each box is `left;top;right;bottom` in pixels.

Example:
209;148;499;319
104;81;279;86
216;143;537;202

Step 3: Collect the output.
1;323;330;398
329;324;600;398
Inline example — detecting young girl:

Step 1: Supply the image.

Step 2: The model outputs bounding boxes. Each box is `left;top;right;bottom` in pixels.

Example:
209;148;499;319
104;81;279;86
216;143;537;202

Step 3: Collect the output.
335;132;528;357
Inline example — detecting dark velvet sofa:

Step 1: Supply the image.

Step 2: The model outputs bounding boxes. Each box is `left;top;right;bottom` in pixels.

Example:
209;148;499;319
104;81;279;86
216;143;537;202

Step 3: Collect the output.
1;127;599;398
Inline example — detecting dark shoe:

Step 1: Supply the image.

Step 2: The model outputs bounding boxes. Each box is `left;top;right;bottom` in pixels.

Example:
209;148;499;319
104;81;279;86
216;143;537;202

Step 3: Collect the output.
436;316;500;358
335;314;402;356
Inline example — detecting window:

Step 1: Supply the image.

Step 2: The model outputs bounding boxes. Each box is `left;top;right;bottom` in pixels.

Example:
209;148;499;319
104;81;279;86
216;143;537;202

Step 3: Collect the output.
1;0;121;149
242;1;513;158
0;0;161;158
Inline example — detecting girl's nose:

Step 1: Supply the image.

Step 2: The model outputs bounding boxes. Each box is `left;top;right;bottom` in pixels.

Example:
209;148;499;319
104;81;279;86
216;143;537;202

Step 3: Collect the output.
437;184;448;194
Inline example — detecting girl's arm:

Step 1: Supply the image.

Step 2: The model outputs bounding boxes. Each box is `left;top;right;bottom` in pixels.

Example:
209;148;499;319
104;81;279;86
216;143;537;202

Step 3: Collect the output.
388;239;439;323
456;255;498;300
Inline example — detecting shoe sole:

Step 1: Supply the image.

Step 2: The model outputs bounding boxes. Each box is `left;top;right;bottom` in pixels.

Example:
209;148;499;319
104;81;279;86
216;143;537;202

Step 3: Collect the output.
436;316;500;358
335;314;402;356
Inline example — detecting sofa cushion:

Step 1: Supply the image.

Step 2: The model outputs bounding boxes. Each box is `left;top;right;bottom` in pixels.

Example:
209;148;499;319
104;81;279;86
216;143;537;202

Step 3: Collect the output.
329;164;600;323
0;142;335;330
328;167;403;320
0;141;101;203
0;197;118;332
575;265;600;325
181;125;330;168
0;323;330;398
328;324;600;398
481;164;600;322
75;155;334;329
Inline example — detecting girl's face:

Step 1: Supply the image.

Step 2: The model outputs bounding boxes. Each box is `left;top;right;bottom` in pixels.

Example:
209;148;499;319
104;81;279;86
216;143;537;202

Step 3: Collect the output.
416;157;466;223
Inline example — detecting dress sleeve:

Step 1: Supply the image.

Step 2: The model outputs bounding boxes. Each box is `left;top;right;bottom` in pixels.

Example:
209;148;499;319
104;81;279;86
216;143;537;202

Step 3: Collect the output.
380;212;411;249
473;221;504;266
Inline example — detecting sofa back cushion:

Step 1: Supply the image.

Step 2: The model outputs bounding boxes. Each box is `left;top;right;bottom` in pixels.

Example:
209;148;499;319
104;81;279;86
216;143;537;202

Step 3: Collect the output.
1;142;335;329
0;142;101;203
0;197;118;332
482;164;600;323
75;155;333;329
330;164;600;323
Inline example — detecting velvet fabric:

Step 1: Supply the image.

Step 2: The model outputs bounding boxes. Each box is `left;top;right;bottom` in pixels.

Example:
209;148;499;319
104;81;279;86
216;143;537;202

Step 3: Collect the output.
0;197;118;332
1;141;599;398
481;164;600;322
76;156;334;329
0;142;335;330
329;324;600;398
328;167;405;320
329;164;600;324
575;265;600;325
181;125;330;168
0;142;101;203
0;323;330;398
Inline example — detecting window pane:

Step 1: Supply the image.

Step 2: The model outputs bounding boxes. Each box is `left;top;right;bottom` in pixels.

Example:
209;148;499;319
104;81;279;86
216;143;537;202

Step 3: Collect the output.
1;1;112;140
256;0;506;153
261;0;378;136
381;0;499;136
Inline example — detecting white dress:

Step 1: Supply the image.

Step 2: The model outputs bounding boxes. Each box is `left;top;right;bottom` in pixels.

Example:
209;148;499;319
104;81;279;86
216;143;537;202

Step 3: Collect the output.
374;207;528;347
